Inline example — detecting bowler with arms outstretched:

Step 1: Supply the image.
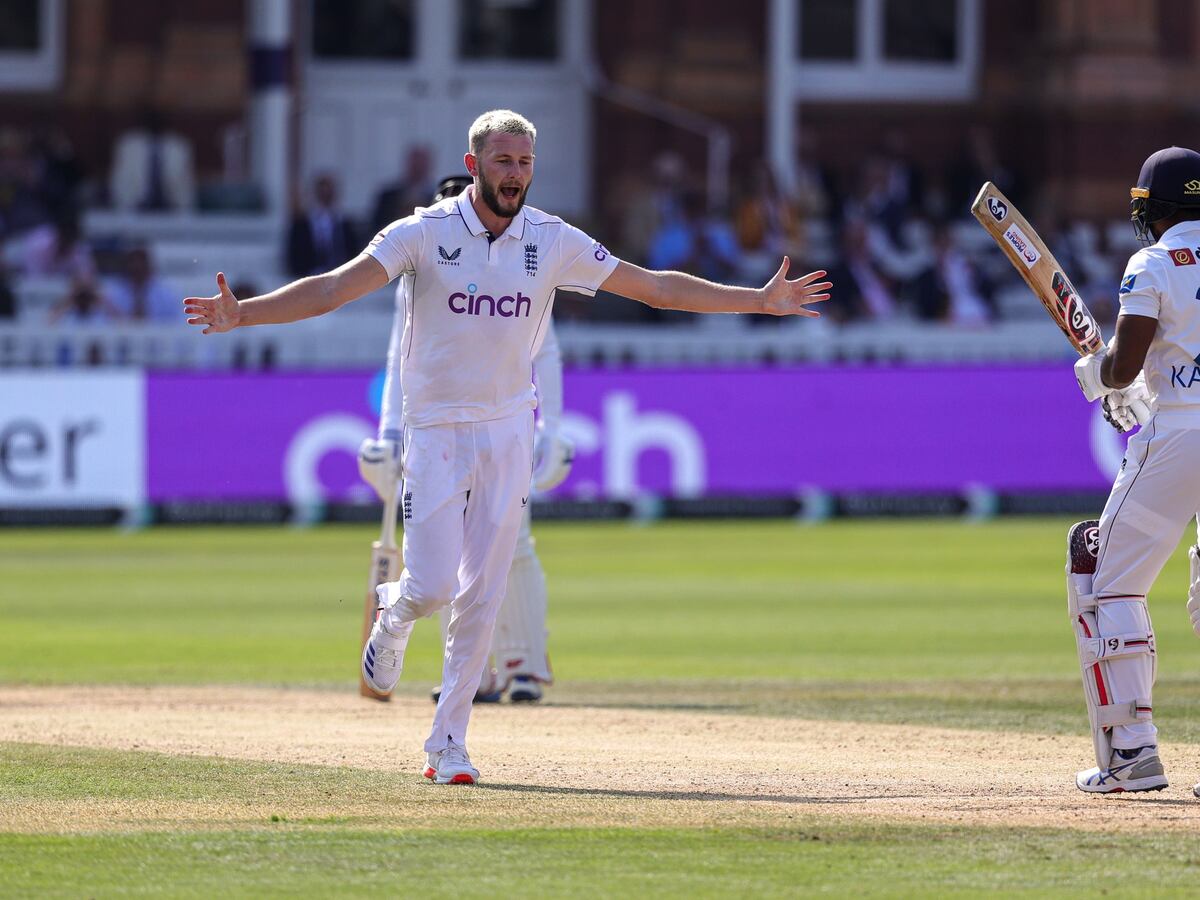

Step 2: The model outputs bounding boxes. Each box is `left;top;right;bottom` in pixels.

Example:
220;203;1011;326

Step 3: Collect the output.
184;110;831;785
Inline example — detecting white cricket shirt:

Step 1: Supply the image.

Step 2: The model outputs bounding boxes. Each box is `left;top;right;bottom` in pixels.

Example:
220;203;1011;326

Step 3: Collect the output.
366;186;618;427
1119;221;1200;409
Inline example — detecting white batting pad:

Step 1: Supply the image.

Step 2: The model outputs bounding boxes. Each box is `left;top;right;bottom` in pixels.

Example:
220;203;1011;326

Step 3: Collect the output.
490;548;552;684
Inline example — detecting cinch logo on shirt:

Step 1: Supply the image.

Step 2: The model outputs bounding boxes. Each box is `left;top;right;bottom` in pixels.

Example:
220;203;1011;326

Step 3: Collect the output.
448;283;532;318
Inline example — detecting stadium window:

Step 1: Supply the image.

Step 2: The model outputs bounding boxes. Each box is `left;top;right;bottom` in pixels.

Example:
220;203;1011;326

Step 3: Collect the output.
0;0;62;91
788;0;978;100
0;0;39;51
458;0;558;61
797;0;857;61
882;0;957;62
311;0;415;60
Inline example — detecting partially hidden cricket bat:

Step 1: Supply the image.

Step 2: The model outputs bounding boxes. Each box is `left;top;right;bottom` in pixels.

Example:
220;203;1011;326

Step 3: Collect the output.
971;182;1104;356
359;489;400;701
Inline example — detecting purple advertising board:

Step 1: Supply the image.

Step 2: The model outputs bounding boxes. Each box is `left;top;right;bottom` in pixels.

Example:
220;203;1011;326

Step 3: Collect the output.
146;366;1127;502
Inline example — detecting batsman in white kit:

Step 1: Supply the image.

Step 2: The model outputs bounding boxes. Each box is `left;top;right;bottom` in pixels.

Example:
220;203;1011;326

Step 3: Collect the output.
184;110;831;785
1069;146;1200;794
359;175;572;706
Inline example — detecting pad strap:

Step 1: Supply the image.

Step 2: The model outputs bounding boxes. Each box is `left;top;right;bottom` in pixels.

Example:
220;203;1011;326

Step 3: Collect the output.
1079;630;1155;666
1094;698;1154;729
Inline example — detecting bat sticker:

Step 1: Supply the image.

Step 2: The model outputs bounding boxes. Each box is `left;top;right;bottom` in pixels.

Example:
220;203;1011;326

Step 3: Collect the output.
1052;271;1101;346
987;196;1008;222
1003;224;1041;269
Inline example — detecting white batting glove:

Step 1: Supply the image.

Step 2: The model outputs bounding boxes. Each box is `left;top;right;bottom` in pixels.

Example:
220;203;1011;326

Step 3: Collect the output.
1073;344;1111;402
1101;372;1154;434
532;423;574;492
1188;546;1200;637
357;437;402;502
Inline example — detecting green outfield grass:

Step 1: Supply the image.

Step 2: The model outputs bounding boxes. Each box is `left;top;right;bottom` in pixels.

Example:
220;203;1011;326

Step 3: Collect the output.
4;519;1200;896
3;520;1199;733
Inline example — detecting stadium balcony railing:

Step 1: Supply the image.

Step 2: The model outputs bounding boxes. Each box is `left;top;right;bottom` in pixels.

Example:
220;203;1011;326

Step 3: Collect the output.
0;311;1077;369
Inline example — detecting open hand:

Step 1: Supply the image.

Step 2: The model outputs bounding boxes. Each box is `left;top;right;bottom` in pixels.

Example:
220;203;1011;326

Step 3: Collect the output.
760;257;832;317
183;273;241;334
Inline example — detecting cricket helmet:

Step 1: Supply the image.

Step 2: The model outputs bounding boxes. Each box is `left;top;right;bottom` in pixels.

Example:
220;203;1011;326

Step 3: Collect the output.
1130;146;1200;244
433;175;473;204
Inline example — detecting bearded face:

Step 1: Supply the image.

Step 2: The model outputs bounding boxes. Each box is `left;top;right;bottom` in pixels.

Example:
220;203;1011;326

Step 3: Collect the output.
470;132;534;220
478;170;529;219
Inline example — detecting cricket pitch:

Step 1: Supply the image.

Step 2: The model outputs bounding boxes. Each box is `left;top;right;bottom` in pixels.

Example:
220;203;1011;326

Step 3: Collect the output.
3;684;1200;835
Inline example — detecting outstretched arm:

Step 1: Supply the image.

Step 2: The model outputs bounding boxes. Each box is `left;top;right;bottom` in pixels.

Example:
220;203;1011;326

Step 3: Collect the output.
599;257;831;317
183;253;390;333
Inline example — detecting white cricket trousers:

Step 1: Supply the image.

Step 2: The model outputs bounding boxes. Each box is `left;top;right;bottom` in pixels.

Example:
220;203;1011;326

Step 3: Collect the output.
1092;411;1200;749
438;503;554;689
378;411;534;753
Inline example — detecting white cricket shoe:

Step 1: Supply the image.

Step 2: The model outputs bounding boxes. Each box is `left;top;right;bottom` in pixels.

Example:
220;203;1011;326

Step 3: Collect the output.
361;613;413;695
508;676;543;703
1076;745;1167;794
423;739;479;785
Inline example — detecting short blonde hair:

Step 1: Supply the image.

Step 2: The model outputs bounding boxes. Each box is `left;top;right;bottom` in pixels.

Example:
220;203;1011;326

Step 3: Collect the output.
468;109;536;156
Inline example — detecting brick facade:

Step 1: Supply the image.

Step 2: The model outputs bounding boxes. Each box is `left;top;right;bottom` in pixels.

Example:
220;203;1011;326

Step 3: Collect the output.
2;0;249;182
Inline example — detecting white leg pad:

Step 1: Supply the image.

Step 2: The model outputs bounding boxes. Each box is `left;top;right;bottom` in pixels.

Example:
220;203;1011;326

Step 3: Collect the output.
489;513;552;685
1070;520;1152;768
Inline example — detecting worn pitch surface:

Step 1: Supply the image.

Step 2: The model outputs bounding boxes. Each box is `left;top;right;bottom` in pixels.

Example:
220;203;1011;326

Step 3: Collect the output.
4;685;1199;834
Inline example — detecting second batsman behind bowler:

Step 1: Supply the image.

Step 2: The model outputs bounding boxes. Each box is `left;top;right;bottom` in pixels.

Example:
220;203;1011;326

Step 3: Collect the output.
184;109;832;786
359;175;571;707
1068;146;1200;795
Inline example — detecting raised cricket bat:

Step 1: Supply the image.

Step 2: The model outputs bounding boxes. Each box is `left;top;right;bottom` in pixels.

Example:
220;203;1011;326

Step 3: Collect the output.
971;182;1103;356
359;489;400;700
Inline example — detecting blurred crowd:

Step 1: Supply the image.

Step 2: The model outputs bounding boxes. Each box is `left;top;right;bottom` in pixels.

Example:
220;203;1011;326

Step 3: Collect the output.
588;128;1125;329
0;120;1132;362
0;122;196;334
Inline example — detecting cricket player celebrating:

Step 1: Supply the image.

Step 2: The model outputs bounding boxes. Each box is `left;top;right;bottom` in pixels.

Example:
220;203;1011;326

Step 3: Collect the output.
361;175;571;706
1069;146;1200;794
184;110;831;785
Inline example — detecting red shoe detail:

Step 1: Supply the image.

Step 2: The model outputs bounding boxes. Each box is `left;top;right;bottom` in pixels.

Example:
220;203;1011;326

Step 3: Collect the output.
448;773;476;785
423;767;435;779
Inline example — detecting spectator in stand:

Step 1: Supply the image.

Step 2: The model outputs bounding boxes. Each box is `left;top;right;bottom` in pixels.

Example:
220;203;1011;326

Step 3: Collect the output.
843;155;908;245
926;224;993;326
30;130;83;220
371;145;433;233
949;125;1018;216
21;205;95;280
620;150;687;265
865;211;936;295
878;130;924;214
647;191;740;283
48;276;123;325
824;219;897;322
287;173;358;278
0;266;16;319
735;161;801;284
0;129;49;240
109;108;196;212
793;131;834;221
106;245;177;321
